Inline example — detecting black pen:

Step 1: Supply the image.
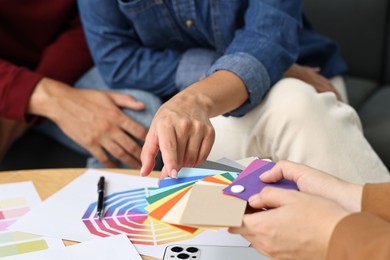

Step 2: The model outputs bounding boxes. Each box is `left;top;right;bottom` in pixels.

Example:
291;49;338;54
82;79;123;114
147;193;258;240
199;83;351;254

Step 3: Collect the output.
97;176;105;220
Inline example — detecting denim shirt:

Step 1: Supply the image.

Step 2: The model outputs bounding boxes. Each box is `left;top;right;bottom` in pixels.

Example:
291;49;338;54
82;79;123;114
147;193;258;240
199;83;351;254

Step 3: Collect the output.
79;0;345;117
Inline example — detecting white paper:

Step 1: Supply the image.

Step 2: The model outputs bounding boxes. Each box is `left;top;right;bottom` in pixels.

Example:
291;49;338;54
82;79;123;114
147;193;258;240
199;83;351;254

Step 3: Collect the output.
11;170;249;259
3;234;141;260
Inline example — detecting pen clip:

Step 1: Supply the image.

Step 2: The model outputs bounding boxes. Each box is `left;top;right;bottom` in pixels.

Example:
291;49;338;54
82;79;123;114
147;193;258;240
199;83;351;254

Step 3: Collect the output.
98;176;105;192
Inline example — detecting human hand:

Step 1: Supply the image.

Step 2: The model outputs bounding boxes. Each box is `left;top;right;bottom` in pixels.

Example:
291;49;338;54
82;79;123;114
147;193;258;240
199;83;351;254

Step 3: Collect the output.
140;90;215;179
284;63;342;101
28;78;147;168
260;160;363;212
140;70;247;179
229;187;350;260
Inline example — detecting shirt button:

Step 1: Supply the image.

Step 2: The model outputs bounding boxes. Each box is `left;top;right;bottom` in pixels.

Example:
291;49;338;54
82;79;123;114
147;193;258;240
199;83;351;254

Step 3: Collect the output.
185;19;193;28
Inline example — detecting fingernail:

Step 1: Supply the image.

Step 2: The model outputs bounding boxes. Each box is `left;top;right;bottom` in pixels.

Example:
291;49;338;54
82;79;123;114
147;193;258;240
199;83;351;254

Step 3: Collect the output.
259;171;270;180
171;169;178;179
248;194;257;202
140;166;144;176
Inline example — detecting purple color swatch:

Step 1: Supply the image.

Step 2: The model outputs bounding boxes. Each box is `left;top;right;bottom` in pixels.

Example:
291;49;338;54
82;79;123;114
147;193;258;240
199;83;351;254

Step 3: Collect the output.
235;159;270;181
223;161;298;201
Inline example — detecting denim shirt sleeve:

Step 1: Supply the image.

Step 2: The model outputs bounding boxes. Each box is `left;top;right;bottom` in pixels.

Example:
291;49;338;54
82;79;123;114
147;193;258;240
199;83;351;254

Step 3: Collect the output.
207;0;302;117
78;0;181;98
175;48;220;92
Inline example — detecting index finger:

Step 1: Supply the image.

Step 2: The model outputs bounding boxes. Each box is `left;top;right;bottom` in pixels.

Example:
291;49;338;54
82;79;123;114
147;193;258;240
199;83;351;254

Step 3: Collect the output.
157;125;179;179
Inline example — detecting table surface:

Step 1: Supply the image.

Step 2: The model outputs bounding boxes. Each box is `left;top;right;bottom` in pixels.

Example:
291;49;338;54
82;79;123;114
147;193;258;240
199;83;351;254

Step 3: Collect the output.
0;168;161;260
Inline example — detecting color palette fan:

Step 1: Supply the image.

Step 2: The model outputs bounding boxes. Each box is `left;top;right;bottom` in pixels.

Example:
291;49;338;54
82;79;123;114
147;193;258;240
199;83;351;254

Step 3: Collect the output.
145;171;247;230
145;159;299;232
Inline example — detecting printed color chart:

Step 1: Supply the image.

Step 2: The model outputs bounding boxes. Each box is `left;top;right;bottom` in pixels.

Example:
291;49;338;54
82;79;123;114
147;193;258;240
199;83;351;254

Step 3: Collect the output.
0;182;64;257
0;231;49;257
82;187;202;245
0;197;30;231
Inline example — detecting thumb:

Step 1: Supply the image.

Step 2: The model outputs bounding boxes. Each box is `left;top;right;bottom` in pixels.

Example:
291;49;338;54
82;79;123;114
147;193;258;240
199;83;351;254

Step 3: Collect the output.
248;186;297;209
108;92;146;110
260;160;303;183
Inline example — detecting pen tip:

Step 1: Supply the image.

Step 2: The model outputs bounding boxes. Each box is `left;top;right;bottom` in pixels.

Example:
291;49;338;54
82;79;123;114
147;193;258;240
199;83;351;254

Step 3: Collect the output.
98;212;104;220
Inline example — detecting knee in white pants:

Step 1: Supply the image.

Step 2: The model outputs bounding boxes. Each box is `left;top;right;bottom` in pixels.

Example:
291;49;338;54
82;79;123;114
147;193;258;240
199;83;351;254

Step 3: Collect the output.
237;78;322;124
263;78;340;128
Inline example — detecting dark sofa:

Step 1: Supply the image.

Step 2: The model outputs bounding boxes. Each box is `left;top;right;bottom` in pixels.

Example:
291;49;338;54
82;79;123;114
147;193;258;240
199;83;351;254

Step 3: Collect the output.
1;0;390;171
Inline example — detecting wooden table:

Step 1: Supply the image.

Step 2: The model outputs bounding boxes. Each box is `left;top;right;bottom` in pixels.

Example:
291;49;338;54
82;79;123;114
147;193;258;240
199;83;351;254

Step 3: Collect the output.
0;168;161;260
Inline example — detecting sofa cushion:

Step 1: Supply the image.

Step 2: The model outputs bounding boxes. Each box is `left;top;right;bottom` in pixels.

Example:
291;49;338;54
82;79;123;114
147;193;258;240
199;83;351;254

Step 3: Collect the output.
358;87;390;168
345;76;379;109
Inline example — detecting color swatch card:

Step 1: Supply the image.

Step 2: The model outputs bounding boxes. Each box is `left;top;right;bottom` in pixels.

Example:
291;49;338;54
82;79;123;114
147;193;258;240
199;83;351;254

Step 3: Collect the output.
1;231;64;259
223;159;298;201
196;160;244;172
4;235;141;260
159;167;239;188
0;182;64;258
179;183;246;228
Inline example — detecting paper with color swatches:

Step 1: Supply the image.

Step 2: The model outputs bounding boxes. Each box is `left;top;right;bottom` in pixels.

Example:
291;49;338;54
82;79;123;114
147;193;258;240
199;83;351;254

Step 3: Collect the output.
0;182;64;258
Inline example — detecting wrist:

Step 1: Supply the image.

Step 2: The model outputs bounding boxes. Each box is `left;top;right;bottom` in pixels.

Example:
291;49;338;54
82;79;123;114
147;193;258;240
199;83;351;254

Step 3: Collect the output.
27;78;69;119
185;70;248;117
336;182;363;212
174;86;214;117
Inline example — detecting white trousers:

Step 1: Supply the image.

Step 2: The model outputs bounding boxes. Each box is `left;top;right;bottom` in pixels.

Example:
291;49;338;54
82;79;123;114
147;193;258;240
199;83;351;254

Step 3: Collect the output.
209;77;390;184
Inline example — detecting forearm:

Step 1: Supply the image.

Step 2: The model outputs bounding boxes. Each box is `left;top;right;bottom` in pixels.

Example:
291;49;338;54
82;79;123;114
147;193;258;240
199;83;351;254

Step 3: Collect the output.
206;0;302;117
327;182;363;212
175;70;248;118
26;78;70;121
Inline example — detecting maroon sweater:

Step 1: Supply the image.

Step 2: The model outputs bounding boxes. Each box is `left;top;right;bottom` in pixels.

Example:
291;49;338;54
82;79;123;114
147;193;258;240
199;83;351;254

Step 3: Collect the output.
0;0;93;122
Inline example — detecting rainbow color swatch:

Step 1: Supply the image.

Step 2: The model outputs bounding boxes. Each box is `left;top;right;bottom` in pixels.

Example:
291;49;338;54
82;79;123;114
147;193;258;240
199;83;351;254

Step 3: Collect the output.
82;187;203;245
